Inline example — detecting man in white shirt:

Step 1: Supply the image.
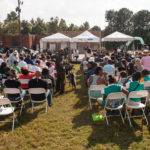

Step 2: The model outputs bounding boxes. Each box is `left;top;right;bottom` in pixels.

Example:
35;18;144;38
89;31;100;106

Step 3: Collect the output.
29;63;41;72
18;56;28;68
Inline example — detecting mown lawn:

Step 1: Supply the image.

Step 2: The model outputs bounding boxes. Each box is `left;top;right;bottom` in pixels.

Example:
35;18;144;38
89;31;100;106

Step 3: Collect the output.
1;65;150;150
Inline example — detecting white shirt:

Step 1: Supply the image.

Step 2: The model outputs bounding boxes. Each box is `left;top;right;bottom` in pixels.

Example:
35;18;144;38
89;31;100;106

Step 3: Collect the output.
49;65;55;76
0;58;4;65
82;60;88;71
29;65;41;72
18;61;28;68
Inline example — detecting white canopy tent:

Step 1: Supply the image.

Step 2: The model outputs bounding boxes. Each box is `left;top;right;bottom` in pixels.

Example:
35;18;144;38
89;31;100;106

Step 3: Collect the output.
72;30;100;43
40;32;71;51
102;31;134;42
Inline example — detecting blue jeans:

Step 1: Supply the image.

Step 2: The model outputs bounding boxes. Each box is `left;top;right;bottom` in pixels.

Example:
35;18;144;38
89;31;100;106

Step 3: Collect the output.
46;90;52;106
21;90;27;99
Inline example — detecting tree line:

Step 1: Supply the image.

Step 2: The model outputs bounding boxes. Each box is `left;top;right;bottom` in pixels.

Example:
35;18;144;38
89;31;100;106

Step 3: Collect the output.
0;8;150;46
0;11;100;35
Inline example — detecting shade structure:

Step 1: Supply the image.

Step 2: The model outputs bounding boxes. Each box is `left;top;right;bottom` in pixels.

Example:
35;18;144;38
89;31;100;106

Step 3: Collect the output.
41;32;71;42
72;30;100;43
102;31;134;42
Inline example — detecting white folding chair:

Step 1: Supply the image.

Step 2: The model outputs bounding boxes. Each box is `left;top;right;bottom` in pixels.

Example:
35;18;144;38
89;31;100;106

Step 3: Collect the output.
88;84;105;109
28;88;48;113
0;98;17;131
2;79;6;86
3;88;24;116
104;92;127;125
126;90;149;127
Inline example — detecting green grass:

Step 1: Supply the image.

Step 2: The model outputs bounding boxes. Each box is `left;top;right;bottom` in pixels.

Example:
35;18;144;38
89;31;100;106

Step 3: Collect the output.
1;65;150;150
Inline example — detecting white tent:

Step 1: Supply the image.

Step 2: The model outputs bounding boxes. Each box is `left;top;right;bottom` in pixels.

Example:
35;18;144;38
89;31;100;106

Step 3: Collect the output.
40;32;71;51
72;30;100;43
40;32;71;42
102;31;134;42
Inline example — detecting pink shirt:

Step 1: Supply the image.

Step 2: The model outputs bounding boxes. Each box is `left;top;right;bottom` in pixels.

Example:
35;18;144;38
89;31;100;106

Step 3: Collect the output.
141;56;150;71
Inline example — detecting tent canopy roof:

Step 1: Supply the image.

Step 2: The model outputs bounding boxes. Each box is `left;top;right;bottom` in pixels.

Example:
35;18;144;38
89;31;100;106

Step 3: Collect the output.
41;32;71;42
72;30;100;42
102;31;134;42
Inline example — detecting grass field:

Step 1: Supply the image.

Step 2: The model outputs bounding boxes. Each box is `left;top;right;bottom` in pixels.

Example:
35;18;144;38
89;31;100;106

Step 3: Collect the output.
1;65;150;150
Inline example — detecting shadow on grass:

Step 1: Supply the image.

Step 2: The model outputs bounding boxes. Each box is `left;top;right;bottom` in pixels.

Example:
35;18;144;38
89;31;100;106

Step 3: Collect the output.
0;106;45;132
72;108;143;149
72;66;143;149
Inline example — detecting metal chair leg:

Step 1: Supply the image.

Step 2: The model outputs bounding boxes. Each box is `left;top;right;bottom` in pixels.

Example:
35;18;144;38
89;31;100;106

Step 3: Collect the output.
119;109;124;124
126;109;132;127
142;108;149;126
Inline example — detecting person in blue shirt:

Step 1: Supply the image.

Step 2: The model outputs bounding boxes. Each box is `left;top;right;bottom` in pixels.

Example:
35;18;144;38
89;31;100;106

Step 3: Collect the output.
103;59;115;74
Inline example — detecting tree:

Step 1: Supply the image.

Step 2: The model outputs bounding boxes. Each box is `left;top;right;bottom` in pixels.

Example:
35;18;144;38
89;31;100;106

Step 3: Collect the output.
47;17;59;34
21;20;32;34
3;20;19;35
91;25;101;31
67;24;79;31
5;11;18;22
59;19;68;31
105;8;133;35
31;18;47;35
0;22;4;34
83;21;90;30
132;10;150;46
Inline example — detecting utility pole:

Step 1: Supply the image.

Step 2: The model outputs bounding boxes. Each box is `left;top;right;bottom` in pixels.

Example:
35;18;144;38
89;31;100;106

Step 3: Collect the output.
16;0;23;46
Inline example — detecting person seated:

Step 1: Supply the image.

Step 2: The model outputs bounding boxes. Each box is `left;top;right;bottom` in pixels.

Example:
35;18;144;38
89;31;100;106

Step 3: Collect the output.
118;71;131;86
12;61;21;74
103;59;115;74
18;56;28;68
117;59;127;72
29;62;41;72
88;67;108;99
86;62;97;80
24;55;33;65
97;75;128;108
127;72;144;105
19;67;35;89
4;69;26;102
140;69;150;82
41;67;55;91
28;71;52;107
127;62;135;76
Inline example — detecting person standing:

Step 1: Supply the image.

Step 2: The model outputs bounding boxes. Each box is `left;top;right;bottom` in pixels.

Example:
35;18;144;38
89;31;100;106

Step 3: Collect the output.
55;49;65;94
141;50;150;71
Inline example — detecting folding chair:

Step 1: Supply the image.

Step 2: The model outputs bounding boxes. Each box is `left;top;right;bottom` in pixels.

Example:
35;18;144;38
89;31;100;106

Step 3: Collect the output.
28;88;48;113
3;88;24;116
125;90;149;127
88;84;105;109
43;79;53;94
0;98;17;131
104;92;126;125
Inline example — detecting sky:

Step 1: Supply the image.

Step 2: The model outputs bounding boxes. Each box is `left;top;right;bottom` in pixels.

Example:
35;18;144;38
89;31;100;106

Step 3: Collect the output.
0;0;150;29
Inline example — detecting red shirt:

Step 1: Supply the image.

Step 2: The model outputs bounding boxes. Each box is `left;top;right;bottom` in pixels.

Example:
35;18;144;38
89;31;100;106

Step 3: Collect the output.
19;72;35;89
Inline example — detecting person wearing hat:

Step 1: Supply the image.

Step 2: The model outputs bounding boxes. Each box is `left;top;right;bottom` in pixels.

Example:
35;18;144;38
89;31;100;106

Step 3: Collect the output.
55;49;65;94
141;50;150;71
8;50;19;66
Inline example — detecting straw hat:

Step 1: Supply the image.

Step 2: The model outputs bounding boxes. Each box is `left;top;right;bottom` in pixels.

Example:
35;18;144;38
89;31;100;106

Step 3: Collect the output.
142;50;149;55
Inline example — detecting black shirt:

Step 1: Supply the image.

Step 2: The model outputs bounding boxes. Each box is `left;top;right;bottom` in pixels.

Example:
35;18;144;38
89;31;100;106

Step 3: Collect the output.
4;79;21;100
28;78;48;101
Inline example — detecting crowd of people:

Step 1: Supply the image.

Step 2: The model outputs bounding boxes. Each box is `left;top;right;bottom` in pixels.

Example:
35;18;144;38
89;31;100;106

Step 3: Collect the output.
0;48;70;107
81;49;150;111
